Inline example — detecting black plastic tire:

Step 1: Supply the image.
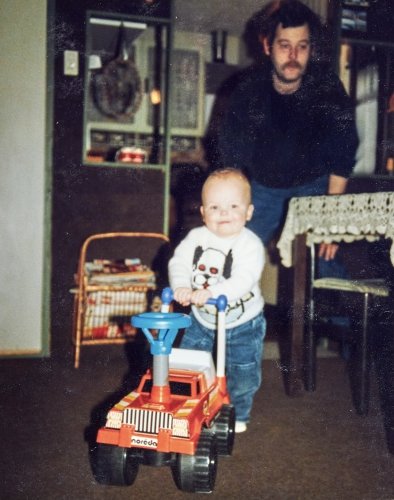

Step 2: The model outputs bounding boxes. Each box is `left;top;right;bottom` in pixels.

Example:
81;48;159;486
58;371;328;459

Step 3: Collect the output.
212;404;236;456
91;443;139;486
171;429;218;493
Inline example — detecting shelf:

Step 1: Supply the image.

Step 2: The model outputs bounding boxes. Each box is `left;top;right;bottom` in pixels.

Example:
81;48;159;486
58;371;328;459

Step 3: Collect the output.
84;160;167;171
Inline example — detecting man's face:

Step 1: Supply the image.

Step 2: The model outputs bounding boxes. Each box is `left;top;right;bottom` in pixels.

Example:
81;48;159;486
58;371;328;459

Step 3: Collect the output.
263;23;311;85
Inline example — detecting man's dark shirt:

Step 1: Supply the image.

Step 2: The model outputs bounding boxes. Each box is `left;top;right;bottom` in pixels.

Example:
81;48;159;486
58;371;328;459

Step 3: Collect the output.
218;63;359;188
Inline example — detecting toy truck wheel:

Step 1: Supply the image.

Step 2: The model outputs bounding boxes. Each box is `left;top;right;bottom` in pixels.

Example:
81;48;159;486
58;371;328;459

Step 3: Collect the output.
171;429;218;493
212;404;236;456
91;444;139;486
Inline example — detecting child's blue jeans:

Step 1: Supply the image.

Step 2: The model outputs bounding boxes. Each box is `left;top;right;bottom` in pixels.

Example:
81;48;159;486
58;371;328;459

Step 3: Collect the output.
179;312;266;423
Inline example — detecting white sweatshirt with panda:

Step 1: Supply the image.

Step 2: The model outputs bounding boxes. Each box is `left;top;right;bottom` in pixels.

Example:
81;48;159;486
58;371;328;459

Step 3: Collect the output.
169;226;265;329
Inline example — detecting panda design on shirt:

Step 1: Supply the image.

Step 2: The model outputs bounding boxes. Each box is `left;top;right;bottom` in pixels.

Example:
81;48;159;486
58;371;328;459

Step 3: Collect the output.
192;245;253;324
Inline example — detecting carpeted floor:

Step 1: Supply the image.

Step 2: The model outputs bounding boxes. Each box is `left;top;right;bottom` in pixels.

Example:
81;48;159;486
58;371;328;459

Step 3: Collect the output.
1;339;394;500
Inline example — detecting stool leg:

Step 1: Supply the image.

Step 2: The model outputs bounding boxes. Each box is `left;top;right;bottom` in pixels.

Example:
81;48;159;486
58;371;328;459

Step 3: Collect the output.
354;292;371;415
305;294;316;391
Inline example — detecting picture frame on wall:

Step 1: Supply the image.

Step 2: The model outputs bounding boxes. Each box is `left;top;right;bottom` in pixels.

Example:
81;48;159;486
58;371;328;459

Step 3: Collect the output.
341;1;370;38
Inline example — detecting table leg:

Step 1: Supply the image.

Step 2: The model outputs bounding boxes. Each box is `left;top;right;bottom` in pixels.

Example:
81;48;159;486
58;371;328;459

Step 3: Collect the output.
373;307;394;454
286;234;307;397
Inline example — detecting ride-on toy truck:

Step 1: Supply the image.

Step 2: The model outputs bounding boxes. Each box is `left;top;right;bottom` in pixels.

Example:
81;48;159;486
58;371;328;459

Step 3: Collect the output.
91;288;235;493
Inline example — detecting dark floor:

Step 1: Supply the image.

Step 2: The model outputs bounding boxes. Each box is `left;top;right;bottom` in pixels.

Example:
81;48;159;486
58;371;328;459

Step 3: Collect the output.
1;335;394;500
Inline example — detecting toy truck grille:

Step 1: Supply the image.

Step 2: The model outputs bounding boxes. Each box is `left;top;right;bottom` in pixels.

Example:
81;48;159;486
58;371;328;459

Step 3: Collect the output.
124;408;173;434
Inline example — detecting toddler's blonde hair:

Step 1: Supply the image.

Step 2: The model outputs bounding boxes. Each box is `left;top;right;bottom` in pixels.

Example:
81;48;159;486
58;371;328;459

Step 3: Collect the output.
202;168;252;204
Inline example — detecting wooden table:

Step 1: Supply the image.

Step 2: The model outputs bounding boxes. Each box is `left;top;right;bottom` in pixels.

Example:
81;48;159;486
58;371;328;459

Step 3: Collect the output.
276;191;394;397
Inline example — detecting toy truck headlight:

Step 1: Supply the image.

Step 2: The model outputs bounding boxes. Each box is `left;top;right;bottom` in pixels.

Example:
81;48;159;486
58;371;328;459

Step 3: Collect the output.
105;410;122;429
172;418;189;438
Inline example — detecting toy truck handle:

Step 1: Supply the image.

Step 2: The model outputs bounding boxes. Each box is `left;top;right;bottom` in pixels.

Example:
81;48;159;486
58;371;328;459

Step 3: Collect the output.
206;295;228;312
161;287;228;311
161;287;228;378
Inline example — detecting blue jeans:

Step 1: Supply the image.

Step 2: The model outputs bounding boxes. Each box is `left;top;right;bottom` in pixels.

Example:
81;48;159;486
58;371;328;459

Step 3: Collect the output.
179;313;266;423
248;177;348;279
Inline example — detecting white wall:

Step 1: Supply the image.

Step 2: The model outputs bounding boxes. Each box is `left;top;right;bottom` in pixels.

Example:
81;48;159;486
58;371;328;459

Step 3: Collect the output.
0;0;48;354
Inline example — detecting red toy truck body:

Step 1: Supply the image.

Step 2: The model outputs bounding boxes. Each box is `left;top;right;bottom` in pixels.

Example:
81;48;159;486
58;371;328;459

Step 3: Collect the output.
91;289;234;493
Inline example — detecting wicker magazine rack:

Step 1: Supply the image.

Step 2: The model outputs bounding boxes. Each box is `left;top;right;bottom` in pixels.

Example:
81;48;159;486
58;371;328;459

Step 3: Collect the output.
72;232;169;368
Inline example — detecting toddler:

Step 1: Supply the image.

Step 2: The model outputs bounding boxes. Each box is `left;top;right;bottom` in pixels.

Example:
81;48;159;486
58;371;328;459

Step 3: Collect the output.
169;168;266;433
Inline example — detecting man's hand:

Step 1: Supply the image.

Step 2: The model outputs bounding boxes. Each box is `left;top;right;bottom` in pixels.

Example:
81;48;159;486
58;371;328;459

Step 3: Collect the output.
318;242;339;260
328;174;347;195
320;174;347;260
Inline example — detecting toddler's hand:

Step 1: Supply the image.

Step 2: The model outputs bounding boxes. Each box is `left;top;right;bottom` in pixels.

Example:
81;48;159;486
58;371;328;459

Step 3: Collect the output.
191;289;212;306
174;287;193;306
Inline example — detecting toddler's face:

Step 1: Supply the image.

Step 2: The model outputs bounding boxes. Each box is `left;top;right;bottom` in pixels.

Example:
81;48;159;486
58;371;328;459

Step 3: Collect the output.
200;176;254;238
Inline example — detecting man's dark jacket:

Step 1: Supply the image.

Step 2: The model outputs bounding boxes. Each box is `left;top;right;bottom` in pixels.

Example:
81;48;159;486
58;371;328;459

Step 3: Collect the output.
218;63;359;188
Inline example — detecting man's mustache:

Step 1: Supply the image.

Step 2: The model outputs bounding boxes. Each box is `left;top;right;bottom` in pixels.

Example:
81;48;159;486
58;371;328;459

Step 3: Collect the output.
283;62;302;70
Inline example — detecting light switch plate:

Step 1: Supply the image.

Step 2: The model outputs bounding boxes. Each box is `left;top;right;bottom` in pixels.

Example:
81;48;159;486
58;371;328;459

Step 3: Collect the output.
64;50;79;76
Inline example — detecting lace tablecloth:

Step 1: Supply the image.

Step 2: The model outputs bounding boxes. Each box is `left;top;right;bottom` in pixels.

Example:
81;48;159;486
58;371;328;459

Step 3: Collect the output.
277;192;394;267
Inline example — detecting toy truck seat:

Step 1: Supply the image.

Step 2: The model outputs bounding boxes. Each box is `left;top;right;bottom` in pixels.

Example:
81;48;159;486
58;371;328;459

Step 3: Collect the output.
169;348;216;387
